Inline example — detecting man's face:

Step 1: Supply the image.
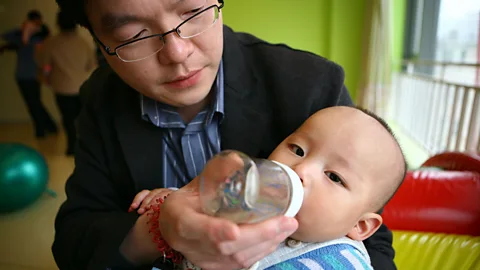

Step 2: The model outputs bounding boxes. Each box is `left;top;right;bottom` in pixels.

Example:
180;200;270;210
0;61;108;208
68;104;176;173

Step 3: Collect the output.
32;18;43;27
269;107;400;243
86;0;224;108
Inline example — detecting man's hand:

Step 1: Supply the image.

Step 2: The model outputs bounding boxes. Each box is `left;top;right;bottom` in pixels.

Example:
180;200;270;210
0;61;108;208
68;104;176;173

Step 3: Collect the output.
21;20;41;44
160;188;297;269
159;152;299;270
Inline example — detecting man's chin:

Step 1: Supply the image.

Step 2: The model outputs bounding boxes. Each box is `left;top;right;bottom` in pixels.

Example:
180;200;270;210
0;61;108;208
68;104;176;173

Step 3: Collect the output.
177;86;214;106
164;93;212;109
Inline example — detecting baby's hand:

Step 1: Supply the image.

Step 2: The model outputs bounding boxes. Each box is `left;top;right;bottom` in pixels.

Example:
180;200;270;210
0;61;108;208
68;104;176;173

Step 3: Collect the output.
128;188;173;214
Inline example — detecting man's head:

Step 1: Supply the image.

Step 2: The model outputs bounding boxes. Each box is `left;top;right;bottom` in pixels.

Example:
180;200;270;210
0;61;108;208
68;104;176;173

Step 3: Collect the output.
26;10;43;27
269;106;406;243
55;0;224;110
22;10;45;43
57;11;77;32
27;10;42;22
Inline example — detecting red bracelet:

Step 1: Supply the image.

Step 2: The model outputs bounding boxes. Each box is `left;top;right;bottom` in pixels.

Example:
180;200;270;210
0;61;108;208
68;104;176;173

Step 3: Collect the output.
147;197;183;265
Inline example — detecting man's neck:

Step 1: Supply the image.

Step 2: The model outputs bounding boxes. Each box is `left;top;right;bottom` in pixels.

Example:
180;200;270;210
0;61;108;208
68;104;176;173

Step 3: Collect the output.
177;95;211;124
178;86;217;123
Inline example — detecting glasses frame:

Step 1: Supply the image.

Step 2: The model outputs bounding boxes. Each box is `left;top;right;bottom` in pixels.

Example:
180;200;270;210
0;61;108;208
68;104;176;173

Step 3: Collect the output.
94;0;224;62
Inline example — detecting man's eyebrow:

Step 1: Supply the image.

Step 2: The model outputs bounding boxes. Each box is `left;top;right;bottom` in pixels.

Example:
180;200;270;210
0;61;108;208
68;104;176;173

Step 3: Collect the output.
101;14;143;32
100;0;194;32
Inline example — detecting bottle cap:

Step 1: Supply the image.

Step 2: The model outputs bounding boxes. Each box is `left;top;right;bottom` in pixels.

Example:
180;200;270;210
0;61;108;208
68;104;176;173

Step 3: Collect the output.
271;160;304;218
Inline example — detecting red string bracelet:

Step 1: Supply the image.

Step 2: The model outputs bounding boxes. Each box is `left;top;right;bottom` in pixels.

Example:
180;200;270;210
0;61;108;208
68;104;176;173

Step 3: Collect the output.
147;196;183;265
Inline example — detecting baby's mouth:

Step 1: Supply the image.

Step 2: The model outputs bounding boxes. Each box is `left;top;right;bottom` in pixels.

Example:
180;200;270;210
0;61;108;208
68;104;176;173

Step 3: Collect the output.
300;178;307;188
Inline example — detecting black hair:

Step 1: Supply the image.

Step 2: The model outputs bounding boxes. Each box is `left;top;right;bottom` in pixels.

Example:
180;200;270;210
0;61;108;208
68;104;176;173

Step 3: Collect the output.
55;0;225;31
27;10;42;21
355;106;408;212
55;0;91;29
57;10;77;32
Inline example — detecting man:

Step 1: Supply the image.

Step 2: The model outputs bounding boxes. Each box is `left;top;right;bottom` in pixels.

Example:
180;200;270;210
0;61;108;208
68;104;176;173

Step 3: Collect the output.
36;10;96;155
1;10;57;138
52;0;397;269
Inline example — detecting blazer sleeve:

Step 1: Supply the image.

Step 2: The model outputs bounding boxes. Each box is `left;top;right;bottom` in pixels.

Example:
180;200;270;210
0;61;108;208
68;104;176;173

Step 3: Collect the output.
52;78;140;269
308;60;354;111
336;85;354;106
363;224;397;269
1;29;21;45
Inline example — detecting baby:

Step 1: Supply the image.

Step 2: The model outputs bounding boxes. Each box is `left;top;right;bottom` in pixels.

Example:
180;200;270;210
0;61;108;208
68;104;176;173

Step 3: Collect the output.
131;106;407;270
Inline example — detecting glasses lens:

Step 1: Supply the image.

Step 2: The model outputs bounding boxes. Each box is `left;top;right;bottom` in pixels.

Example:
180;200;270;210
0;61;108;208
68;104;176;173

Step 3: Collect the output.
178;6;219;38
116;36;164;62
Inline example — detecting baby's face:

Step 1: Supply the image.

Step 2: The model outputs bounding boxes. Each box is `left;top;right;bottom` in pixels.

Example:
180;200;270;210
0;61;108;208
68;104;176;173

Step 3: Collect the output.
269;107;402;243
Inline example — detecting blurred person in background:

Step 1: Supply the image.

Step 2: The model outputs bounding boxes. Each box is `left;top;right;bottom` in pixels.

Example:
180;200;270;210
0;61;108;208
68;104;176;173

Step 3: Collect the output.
37;10;97;155
1;10;57;138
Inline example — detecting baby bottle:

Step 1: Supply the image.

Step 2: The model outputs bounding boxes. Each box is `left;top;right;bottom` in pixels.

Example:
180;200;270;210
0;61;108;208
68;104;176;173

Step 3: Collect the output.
199;150;304;224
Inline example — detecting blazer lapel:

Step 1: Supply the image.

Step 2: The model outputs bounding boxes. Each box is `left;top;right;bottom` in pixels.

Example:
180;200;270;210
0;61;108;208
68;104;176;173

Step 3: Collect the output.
114;84;165;191
220;26;272;157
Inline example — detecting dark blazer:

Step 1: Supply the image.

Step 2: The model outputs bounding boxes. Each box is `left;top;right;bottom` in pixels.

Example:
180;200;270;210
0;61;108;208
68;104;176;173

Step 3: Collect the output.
52;25;395;270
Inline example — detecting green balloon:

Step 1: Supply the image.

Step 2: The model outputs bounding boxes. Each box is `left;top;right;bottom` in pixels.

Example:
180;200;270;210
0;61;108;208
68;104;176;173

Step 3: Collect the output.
0;143;49;213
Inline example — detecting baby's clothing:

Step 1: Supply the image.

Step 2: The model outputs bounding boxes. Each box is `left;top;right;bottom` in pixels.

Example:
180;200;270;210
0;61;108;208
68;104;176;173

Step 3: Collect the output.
152;237;372;270
152;188;372;270
256;237;372;270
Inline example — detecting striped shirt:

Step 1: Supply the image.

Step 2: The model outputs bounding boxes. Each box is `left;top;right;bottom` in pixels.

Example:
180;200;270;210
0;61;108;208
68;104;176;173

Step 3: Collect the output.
141;61;224;188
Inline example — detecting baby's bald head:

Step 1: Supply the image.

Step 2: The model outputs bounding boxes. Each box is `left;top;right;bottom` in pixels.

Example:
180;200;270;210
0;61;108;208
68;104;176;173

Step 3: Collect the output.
269;106;407;243
353;107;407;212
303;106;407;211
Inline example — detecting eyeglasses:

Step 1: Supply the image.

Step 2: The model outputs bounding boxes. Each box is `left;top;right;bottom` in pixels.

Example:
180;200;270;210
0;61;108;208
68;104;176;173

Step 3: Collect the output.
95;1;224;62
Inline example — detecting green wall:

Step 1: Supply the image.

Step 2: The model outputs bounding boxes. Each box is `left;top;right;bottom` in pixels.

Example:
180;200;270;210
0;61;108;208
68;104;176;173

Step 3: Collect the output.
392;0;407;71
329;0;366;102
223;0;331;59
222;0;367;101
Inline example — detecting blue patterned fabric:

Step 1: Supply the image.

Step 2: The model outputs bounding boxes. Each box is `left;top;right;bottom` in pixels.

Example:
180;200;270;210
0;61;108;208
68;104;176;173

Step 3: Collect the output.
265;243;372;270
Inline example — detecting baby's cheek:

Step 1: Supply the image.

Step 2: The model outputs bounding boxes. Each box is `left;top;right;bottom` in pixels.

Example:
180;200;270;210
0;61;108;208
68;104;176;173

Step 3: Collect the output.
292;209;316;237
267;148;282;161
291;194;332;241
290;215;325;242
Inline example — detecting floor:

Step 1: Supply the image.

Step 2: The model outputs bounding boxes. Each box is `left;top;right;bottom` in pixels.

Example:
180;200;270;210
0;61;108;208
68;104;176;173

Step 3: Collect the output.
0;123;73;270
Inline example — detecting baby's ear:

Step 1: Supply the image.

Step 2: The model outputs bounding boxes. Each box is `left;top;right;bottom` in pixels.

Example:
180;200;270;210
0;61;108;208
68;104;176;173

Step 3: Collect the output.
347;213;382;241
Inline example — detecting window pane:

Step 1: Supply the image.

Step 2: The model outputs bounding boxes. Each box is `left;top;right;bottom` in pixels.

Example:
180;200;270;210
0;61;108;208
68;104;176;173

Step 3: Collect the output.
436;0;480;85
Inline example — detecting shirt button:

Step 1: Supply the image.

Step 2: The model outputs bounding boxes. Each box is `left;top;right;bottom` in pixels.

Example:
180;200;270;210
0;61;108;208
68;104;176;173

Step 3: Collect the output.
286;238;302;248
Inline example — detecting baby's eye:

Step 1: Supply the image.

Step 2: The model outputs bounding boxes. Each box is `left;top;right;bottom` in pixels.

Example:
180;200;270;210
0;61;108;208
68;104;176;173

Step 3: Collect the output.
325;171;345;187
288;144;305;157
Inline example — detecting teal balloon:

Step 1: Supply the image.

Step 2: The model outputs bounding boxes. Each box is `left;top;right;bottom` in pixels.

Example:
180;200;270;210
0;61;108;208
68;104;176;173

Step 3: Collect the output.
0;143;49;213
